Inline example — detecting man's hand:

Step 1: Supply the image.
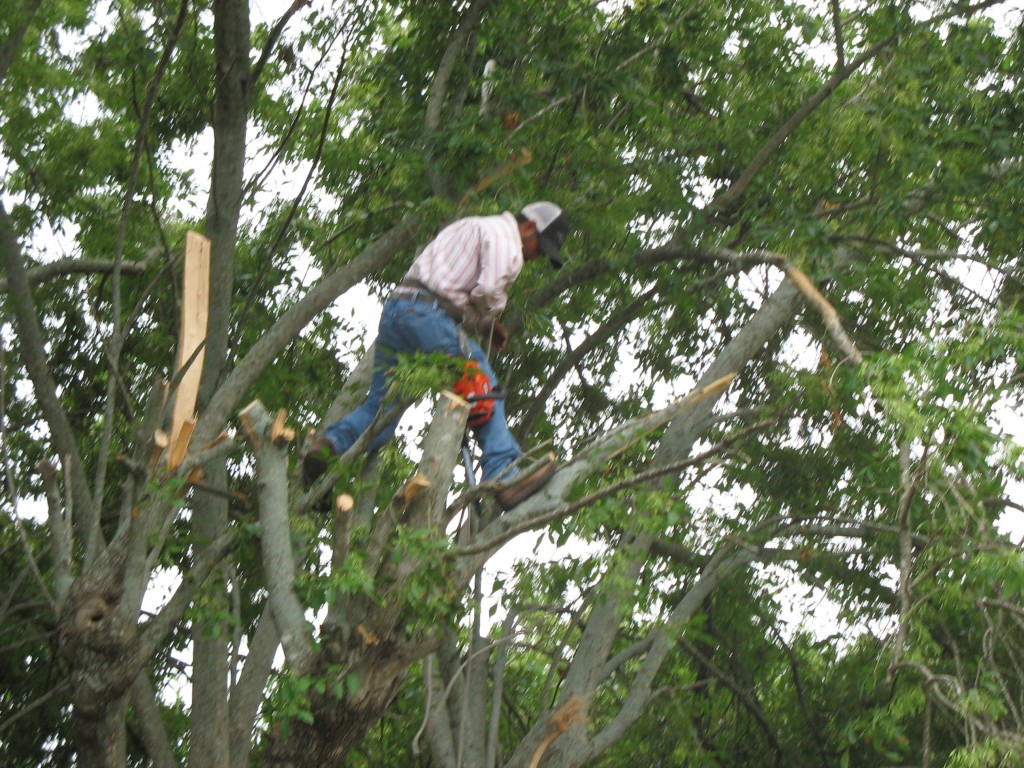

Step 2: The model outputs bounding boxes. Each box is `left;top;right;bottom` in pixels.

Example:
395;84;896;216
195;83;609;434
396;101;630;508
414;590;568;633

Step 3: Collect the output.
489;320;510;354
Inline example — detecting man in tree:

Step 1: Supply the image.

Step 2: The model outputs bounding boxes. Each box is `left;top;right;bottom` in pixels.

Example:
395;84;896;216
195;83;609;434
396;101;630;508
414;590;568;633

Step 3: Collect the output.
304;201;570;510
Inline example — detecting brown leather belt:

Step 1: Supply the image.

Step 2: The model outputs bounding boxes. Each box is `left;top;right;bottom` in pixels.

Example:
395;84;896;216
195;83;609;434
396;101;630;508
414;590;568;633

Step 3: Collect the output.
390;280;464;324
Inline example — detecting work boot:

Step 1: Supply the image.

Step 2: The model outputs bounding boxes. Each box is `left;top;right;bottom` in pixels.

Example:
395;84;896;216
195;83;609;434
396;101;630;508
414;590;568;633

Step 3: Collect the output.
302;436;336;489
494;457;556;511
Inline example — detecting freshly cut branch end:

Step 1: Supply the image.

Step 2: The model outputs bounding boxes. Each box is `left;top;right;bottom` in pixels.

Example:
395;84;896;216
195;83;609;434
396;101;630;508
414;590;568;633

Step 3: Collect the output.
529;694;588;768
398;474;432;504
271;408;296;446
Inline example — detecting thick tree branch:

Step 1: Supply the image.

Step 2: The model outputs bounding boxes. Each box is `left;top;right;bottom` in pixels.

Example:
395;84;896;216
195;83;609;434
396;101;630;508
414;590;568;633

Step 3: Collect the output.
229;608;280;768
888;442;929;684
129;674;178;768
420;654;458;765
706;247;863;365
487;610;517;768
241;401;315;672
0;203;99;536
251;0;310;86
189;54;246;757
829;0;845;70
424;0;494;198
575;545;760;764
37;460;73;608
191;212;421;449
0;256;154;293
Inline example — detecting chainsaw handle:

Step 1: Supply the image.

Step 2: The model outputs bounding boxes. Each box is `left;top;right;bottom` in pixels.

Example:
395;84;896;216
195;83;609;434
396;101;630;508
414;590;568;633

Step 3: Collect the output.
463;385;506;404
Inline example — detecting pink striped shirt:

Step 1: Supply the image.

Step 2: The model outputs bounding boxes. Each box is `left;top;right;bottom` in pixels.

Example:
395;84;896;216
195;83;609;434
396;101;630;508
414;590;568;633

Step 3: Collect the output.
405;212;524;328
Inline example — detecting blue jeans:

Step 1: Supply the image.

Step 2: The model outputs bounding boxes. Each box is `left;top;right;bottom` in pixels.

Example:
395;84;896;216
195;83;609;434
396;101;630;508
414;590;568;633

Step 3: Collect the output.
323;297;522;481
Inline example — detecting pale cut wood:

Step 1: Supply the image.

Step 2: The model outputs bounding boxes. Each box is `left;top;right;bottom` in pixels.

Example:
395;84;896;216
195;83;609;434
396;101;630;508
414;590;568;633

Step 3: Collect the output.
270;409;296;446
238;401;261;448
167;419;195;471
397;474;432;505
169;231;211;468
528;694;587;768
150;428;170;473
784;265;863;365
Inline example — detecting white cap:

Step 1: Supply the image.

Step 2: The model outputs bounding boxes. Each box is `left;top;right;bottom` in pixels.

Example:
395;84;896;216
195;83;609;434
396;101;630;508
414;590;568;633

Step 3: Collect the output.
522;201;569;268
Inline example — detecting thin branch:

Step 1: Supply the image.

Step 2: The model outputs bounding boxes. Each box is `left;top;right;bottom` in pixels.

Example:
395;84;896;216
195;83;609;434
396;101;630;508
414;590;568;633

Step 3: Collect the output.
511;0;709;137
599;635;656;682
456;417;768;561
678;634;783;756
830;0;845;70
709;0;1008;212
251;0;310;86
92;0;191;566
841;234;1011;270
137;531;234;660
0;336;57;614
518;285;660;436
487;610;517;768
0;256;155;293
231;40;351;359
0;680;70;734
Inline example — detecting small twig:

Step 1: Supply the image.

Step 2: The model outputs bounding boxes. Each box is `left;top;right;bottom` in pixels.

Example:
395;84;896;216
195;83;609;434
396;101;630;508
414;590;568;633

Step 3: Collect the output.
0;680;70;734
829;0;845;70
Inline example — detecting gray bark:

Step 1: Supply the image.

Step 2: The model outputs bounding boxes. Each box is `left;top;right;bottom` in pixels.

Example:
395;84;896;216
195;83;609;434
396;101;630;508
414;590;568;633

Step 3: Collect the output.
130;675;179;768
260;394;469;766
246;402;315;671
229;607;280;768
0;203;99;542
190;0;251;765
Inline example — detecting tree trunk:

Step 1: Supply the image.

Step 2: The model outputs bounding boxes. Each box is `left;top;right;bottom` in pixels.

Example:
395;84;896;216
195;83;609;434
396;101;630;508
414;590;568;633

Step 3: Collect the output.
58;549;137;768
190;0;251;764
72;697;128;768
